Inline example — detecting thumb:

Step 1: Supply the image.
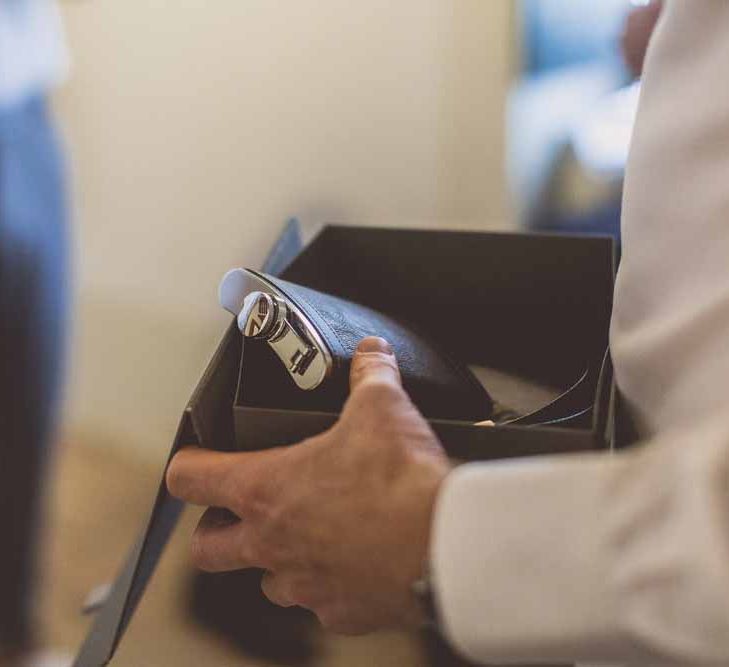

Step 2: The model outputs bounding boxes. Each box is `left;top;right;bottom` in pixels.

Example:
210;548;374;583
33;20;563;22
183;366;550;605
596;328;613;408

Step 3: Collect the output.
349;337;402;392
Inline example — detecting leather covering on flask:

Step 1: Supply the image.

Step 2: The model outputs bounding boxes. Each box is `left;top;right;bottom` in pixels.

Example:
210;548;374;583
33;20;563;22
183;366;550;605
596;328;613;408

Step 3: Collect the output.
235;271;494;423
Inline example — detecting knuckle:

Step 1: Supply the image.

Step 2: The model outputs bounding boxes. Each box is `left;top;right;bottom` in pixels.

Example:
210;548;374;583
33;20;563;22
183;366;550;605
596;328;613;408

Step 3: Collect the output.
351;379;405;409
287;578;315;608
229;449;292;517
316;606;340;632
236;478;270;521
228;466;266;517
261;576;292;607
288;583;306;607
225;481;249;517
352;353;398;379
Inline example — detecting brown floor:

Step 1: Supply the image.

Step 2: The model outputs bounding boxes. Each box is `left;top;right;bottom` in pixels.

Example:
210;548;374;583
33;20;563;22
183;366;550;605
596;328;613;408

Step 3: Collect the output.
42;441;426;666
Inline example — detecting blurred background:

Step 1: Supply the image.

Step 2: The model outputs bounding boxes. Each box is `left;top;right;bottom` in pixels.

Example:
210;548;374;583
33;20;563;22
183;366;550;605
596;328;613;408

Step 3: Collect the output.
2;0;651;664
59;0;513;460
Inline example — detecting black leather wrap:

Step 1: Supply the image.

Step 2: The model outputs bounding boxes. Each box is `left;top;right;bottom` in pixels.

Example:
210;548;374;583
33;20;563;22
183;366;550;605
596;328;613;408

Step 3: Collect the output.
239;273;493;422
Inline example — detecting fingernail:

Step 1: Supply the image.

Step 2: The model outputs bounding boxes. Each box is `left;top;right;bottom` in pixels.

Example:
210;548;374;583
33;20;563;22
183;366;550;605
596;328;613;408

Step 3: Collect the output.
357;336;393;355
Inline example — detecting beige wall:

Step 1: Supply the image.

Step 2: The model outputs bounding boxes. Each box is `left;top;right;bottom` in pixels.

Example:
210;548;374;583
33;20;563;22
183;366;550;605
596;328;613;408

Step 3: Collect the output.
55;0;514;458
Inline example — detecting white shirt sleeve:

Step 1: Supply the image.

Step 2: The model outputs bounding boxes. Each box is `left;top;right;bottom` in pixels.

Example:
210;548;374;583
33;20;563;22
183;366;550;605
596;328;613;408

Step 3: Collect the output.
430;1;729;663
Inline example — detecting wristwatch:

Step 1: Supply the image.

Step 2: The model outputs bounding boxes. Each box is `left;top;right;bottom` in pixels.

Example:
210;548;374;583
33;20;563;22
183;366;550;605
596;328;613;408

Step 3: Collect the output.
412;565;439;628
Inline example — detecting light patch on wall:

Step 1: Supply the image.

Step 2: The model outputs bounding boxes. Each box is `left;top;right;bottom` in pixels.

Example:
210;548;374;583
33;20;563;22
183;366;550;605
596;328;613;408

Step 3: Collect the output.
54;0;512;456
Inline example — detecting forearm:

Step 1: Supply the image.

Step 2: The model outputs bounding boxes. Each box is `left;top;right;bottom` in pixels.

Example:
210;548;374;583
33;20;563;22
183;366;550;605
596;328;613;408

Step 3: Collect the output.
432;422;729;664
431;2;729;660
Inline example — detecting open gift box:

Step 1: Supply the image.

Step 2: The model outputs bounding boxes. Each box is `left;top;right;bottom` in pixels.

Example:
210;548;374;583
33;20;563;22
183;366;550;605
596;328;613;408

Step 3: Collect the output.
235;223;616;459
73;221;617;666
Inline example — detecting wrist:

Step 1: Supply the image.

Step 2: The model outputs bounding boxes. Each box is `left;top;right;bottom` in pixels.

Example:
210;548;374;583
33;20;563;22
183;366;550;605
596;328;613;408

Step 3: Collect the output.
407;458;451;628
412;562;438;628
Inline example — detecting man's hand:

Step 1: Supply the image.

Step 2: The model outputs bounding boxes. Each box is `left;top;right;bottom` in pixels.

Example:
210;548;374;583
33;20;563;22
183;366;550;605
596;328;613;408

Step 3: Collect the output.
166;337;451;634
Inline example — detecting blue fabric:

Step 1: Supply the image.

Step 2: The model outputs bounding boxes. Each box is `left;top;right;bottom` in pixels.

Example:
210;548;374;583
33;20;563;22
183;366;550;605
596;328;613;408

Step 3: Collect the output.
521;0;628;74
0;95;68;650
0;0;69;107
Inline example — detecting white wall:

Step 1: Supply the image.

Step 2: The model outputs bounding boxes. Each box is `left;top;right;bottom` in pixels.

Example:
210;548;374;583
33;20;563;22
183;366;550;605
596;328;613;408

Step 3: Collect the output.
55;0;513;458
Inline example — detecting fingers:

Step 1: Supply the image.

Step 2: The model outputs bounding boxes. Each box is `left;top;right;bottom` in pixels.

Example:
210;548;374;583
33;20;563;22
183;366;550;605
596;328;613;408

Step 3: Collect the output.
166;445;287;512
190;507;264;572
166;447;242;508
349;337;402;392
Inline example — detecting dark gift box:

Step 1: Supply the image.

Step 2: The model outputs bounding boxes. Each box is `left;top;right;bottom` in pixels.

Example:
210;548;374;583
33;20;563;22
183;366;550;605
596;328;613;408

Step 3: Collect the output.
73;221;616;666
235;224;616;459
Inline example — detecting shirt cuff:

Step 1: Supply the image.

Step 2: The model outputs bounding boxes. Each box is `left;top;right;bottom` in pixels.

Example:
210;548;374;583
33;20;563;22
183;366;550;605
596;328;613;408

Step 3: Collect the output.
430;455;625;664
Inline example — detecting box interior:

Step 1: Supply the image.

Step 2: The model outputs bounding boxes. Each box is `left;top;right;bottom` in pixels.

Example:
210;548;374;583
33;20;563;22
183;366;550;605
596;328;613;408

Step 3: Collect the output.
234;226;615;454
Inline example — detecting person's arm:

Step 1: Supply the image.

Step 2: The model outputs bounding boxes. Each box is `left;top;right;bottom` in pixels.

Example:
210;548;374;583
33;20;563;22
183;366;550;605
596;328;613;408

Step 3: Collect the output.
432;1;729;662
432;422;729;664
166;3;729;662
